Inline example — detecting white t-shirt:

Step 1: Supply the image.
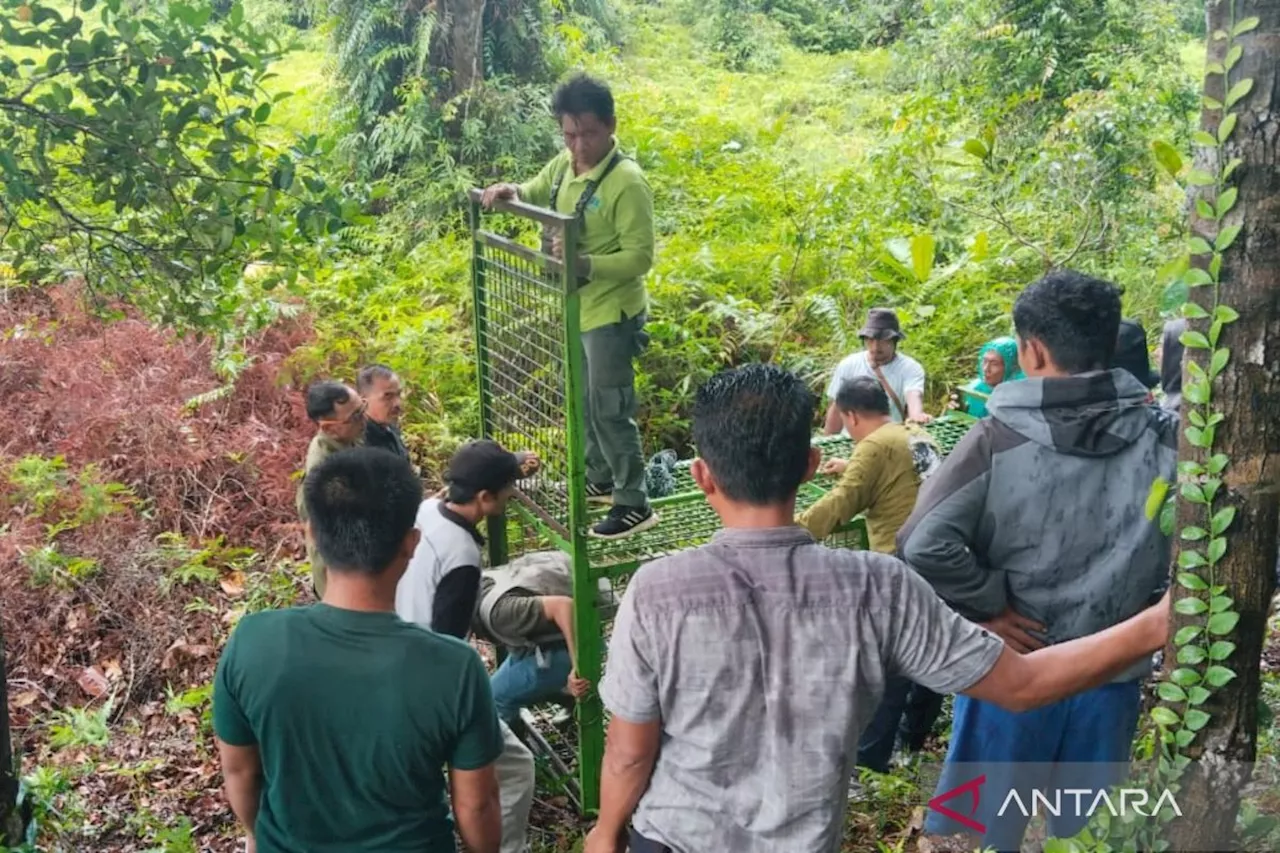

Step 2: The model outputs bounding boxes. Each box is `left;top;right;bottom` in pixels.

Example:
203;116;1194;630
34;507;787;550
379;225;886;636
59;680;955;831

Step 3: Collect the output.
825;351;926;425
395;498;482;630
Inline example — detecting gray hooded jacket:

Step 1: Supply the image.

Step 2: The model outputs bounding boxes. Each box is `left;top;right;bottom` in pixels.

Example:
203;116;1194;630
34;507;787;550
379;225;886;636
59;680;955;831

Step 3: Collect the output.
897;369;1177;683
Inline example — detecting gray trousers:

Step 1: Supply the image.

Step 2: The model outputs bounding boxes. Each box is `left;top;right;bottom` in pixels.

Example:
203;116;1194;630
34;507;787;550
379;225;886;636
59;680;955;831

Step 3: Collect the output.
581;312;649;508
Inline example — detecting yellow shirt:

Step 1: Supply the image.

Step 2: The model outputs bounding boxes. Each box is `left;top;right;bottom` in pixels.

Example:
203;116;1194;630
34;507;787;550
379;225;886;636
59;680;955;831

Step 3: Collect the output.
797;423;940;553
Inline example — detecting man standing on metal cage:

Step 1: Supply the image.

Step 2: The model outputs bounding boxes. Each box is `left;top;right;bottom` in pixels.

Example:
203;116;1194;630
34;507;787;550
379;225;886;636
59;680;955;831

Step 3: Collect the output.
481;73;659;541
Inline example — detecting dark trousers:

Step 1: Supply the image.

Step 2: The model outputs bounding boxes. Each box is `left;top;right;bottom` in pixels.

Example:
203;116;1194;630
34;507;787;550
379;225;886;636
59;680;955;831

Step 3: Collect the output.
628;829;672;852
856;675;945;773
581;313;649;508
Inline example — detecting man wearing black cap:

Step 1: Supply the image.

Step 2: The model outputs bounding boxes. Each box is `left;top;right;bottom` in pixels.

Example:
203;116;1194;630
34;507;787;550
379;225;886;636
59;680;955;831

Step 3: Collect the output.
396;439;540;853
823;307;930;434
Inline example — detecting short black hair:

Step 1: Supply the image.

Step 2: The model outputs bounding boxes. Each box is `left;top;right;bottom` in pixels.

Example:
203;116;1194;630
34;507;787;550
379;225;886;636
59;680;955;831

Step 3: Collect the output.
306;381;353;422
692;363;815;505
1012;269;1122;374
444;440;523;505
835;376;891;416
552;73;615;124
356;364;396;395
303;447;423;575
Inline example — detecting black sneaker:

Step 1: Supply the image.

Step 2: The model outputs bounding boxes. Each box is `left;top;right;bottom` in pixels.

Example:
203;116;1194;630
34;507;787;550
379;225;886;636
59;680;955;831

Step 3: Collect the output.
584;481;614;504
590;504;659;539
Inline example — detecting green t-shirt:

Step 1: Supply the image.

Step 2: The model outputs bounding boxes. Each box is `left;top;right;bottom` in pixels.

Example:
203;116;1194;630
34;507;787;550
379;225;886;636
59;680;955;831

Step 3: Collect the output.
212;604;503;853
518;140;655;332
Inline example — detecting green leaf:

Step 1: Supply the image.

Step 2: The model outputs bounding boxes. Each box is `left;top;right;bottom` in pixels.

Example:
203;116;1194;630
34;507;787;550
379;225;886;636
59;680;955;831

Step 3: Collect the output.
1184;709;1211;732
1150;706;1181;727
1180;526;1207;541
1145;477;1170;521
1213;29;1229;40
1210;347;1229;377
1195;198;1216;220
1181;298;1210;316
1177;572;1208;591
1177;267;1208;286
254;102;271;123
1188;686;1212;705
1226;78;1255;109
1171;666;1202;686
1233;16;1260;35
1188;236;1214;255
963;139;989;159
1181;481;1207;503
1211;506;1236;535
910;233;935;283
1205;665;1236;687
1217;186;1238;217
1160;280;1190;314
1216;224;1242;251
1204;478;1223;502
1191;130;1218;148
1177;551;1208;572
1210;595;1233;613
1186;170;1216;187
1174;625;1203;645
1211;252;1223;280
1218;113;1238;144
1207;62;1226;75
1225;44;1243;71
1151;140;1182;177
1175;596;1208;616
1208;453;1229;475
1214;304;1240;324
1208;536;1227;564
1208;611;1240;635
1203;96;1223;110
1179;644;1208;666
1208;640;1236;660
1181;330;1211;349
1157;682;1187;703
1174;728;1196;747
1223;158;1243;180
1185;424;1207;445
1210;318;1224;347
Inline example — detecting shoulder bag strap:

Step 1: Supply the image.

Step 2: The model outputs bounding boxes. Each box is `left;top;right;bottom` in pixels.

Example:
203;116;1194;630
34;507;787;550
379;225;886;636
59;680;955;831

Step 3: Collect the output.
872;363;907;420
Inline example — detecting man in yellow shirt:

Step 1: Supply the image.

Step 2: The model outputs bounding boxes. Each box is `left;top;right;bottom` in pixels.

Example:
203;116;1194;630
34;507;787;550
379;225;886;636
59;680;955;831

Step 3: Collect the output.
797;375;944;778
797;376;940;553
481;74;657;541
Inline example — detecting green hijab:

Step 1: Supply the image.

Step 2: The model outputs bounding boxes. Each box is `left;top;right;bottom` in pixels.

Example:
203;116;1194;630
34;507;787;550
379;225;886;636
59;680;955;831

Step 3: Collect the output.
960;336;1024;418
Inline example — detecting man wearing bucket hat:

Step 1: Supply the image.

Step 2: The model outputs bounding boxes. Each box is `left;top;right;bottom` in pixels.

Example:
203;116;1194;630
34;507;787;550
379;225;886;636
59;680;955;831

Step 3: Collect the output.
823;307;930;435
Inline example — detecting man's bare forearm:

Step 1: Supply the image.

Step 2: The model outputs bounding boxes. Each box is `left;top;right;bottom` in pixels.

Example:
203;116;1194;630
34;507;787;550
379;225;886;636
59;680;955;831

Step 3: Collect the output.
1003;599;1166;711
455;798;502;853
823;401;842;434
224;770;261;838
595;740;658;837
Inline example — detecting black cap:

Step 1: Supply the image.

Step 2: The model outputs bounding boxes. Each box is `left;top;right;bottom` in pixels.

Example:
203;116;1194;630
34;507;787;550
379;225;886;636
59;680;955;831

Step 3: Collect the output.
444;440;523;495
858;307;905;341
1113;318;1159;389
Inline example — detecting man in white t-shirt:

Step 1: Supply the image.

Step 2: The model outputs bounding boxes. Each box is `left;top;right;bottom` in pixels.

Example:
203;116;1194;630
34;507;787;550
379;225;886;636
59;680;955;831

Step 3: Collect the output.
824;307;930;433
396;439;540;853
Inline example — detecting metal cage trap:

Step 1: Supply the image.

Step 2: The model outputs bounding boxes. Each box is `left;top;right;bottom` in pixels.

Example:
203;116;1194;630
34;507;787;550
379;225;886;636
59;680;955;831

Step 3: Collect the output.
467;188;976;814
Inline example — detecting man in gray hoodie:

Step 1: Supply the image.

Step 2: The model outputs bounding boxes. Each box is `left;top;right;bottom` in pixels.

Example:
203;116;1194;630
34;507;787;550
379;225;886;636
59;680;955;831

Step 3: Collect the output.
898;270;1178;852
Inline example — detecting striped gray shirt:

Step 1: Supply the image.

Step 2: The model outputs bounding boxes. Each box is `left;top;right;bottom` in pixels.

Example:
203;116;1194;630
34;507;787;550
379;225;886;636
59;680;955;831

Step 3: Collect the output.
599;526;1004;853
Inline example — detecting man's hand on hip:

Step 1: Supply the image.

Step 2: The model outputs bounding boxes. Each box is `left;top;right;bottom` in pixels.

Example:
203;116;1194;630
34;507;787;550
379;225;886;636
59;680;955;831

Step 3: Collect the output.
981;606;1047;654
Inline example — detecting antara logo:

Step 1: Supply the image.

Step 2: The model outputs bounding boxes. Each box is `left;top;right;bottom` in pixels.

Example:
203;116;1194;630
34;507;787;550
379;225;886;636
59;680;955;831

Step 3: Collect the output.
927;775;1183;834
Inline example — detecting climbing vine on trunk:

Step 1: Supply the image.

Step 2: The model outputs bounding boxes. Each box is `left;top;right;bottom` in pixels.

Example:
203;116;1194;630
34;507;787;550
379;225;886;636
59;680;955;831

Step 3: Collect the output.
1047;2;1261;851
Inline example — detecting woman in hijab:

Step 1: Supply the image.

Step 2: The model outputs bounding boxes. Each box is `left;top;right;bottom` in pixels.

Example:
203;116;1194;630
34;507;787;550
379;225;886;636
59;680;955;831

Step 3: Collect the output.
953;336;1023;418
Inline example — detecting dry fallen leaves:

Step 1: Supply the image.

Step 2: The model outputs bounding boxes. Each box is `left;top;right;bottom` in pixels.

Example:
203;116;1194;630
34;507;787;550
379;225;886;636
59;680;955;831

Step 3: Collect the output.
220;570;246;596
78;666;110;698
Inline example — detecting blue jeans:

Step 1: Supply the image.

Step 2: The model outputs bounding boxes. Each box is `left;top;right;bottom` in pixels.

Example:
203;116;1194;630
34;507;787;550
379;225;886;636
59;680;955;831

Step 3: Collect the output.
490;644;573;724
924;680;1142;852
857;675;945;773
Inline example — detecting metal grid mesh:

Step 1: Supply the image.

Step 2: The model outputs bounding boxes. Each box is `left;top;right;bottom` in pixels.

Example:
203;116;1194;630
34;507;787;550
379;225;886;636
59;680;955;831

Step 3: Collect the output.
474;238;575;533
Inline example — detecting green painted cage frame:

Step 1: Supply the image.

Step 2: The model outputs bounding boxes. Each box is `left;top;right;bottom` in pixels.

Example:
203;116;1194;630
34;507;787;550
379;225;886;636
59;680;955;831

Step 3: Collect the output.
467;189;976;814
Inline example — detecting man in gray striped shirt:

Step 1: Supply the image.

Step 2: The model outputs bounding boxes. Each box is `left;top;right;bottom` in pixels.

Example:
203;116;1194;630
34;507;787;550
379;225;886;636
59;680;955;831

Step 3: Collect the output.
585;363;1171;853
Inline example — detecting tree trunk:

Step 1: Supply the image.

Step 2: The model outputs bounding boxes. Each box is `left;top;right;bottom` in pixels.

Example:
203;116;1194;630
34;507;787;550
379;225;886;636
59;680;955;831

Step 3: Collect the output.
447;0;486;94
0;624;22;845
1164;1;1280;848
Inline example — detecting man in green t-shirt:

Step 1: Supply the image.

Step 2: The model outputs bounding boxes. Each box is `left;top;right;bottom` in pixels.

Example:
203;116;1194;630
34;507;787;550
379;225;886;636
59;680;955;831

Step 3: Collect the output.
215;447;504;853
481;73;658;541
295;381;367;598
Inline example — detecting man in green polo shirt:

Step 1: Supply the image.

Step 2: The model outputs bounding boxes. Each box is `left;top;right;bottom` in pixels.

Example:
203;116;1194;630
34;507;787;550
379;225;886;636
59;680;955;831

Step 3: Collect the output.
481;73;658;540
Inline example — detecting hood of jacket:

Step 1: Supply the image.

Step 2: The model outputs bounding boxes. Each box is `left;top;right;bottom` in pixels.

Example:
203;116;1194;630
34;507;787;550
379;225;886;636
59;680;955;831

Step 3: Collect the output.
985;368;1173;458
